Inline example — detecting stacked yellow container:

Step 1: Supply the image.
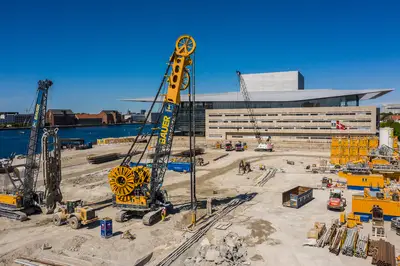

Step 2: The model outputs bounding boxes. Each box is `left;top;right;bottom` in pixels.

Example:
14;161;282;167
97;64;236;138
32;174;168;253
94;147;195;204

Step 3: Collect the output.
394;136;398;149
330;137;341;165
368;137;379;149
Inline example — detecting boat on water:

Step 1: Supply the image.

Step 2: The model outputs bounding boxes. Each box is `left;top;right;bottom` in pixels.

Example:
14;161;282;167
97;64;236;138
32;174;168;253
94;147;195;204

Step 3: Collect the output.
18;131;25;134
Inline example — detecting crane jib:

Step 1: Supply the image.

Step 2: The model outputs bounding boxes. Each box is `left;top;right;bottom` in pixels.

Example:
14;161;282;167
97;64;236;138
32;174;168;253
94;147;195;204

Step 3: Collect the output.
159;103;175;145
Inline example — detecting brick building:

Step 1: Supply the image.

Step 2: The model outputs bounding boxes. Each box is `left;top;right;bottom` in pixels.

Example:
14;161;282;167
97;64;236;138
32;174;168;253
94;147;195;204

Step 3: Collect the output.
75;110;122;125
46;109;76;126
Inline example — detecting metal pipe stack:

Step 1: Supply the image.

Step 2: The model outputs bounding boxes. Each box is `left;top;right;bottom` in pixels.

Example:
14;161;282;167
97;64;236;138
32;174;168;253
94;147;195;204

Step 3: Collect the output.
329;226;346;255
342;228;358;256
354;233;368;259
390;217;400;230
316;222;337;248
372;239;396;266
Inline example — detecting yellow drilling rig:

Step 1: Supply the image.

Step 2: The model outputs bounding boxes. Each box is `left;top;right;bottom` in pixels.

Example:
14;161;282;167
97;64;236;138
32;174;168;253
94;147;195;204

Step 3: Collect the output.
108;35;196;225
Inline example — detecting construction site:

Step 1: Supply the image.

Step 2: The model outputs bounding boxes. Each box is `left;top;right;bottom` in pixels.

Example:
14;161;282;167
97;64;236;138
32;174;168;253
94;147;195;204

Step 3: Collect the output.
1;35;400;266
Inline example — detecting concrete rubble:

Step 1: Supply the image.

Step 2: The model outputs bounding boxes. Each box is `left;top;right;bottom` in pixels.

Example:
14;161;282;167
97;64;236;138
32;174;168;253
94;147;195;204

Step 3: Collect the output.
184;232;248;266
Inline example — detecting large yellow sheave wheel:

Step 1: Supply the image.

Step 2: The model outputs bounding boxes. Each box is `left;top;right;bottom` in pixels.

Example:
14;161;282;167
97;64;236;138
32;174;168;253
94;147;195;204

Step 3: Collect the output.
108;166;135;196
175;35;196;57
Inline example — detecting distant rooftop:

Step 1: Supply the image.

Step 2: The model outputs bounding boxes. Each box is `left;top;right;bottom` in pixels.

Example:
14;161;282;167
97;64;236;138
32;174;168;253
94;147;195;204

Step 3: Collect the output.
122;88;393;103
241;71;304;92
121;71;393;103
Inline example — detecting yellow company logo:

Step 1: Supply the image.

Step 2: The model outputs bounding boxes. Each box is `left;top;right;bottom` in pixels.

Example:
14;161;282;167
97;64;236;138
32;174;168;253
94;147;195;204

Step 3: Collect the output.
34;104;40;120
159;115;170;145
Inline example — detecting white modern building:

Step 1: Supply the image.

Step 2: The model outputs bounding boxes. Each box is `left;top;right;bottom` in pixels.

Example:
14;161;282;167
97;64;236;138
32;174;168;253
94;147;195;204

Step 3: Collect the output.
381;104;400;114
122;71;393;141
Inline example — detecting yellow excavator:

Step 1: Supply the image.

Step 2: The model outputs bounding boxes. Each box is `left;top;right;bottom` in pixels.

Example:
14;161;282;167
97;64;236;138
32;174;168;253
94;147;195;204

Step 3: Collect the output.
108;35;196;225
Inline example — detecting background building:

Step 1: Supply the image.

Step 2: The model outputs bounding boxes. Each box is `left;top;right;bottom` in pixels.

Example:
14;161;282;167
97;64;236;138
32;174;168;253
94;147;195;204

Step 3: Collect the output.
0;112;33;126
46;109;76;126
206;106;377;142
381;104;400;114
75;110;122;125
123;71;392;142
124;109;146;123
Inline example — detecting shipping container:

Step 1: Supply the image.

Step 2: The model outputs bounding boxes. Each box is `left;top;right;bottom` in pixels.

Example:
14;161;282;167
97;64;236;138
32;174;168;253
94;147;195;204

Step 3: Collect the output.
350;138;359;147
331;137;340;147
339;172;387;190
359;138;368;147
349;156;359;163
330;157;340;165
352;191;400;221
368;137;379;148
282;186;313;209
341;147;349;156
341;138;349;147
331;146;341;156
339;157;348;165
350;147;358;156
358;147;369;156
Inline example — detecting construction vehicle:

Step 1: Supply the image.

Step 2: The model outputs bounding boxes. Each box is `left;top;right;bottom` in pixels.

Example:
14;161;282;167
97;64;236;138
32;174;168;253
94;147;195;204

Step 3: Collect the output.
236;71;273;152
327;189;346;211
0;80;61;220
52;200;98;229
238;160;251;174
321;177;333;189
235;141;245;152
225;141;234;151
108;35;196;225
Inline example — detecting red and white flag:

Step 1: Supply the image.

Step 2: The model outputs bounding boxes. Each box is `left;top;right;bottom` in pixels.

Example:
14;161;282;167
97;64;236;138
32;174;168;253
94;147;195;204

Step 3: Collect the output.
336;120;347;130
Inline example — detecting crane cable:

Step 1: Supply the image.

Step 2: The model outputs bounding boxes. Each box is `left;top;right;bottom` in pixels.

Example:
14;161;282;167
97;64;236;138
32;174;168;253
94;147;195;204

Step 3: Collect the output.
120;52;175;166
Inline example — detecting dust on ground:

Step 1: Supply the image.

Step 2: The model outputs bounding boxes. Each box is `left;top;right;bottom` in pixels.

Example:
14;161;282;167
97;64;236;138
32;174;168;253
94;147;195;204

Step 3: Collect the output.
0;146;380;266
245;219;276;246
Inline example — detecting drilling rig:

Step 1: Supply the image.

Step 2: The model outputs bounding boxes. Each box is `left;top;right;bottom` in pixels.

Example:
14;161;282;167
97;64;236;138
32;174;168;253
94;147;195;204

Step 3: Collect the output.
236;71;273;152
108;35;196;225
0;80;62;220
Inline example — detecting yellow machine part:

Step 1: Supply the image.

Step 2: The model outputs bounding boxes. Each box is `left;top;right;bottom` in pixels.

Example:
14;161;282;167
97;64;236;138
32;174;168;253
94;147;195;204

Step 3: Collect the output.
165;35;196;105
0;193;23;208
115;195;148;206
347;213;362;228
340;212;346;224
108;166;151;196
371;158;390;165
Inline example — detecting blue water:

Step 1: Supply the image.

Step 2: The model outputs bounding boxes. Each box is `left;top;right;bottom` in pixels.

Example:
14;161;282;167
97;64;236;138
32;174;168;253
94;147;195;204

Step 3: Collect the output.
0;124;153;158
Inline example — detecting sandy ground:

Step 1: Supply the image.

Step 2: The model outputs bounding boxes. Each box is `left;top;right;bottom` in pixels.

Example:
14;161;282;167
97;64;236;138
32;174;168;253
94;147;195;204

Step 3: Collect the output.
0;144;398;266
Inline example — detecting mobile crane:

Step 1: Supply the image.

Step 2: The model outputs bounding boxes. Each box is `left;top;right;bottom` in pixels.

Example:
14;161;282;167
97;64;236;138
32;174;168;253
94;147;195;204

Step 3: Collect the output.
0;80;61;220
236;71;273;152
108;35;196;225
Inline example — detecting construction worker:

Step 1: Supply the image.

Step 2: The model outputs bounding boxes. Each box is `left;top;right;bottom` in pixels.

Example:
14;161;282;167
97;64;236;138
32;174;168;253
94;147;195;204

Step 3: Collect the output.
161;207;167;221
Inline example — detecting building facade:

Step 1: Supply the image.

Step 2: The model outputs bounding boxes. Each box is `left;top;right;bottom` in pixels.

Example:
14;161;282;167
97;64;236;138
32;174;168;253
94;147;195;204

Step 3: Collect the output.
46;109;76;126
75;110;122;125
206;106;377;142
381;104;400;114
122;71;393;140
0;112;33;125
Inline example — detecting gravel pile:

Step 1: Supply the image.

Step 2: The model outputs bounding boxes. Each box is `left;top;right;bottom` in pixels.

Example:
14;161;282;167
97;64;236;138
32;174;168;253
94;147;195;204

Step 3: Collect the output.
184;232;249;266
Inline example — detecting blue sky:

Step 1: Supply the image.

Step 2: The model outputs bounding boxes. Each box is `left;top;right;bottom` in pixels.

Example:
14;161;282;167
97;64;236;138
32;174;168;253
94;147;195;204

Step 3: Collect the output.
0;0;399;113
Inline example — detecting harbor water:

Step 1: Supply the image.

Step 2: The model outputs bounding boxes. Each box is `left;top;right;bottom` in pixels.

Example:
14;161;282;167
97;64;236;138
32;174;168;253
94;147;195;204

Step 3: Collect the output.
0;124;153;158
